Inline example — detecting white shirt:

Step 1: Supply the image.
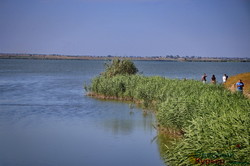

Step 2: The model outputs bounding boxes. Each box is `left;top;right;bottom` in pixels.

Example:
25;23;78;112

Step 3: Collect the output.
222;75;227;83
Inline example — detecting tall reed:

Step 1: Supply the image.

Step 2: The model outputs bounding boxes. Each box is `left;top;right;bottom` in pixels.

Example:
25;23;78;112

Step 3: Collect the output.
88;74;250;165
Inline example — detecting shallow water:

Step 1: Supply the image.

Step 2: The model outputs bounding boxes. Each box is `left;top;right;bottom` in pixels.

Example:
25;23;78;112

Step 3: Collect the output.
0;59;249;166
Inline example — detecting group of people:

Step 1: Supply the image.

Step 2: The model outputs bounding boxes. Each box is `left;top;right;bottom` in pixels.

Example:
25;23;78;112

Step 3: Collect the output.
201;73;244;92
201;73;228;84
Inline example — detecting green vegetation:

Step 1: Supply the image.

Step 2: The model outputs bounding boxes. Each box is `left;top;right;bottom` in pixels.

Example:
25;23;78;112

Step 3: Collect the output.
102;59;138;77
87;60;250;165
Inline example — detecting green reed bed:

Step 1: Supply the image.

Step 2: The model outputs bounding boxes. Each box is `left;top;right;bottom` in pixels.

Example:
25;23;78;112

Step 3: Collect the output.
87;74;250;166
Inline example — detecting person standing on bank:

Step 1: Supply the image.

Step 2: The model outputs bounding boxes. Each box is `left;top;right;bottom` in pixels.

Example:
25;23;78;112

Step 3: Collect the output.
236;79;244;93
222;74;228;83
211;75;216;84
201;73;207;84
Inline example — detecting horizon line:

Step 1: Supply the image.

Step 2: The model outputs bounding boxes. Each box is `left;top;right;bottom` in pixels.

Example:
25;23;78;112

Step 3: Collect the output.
0;52;249;59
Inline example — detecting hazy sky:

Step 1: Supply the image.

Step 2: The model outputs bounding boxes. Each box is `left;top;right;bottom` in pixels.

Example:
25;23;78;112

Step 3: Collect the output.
0;0;250;57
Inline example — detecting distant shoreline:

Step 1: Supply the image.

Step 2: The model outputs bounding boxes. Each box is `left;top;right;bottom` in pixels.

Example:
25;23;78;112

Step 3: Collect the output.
0;53;249;62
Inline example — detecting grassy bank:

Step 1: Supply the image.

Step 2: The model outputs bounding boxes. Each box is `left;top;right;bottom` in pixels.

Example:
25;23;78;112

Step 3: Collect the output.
87;75;250;165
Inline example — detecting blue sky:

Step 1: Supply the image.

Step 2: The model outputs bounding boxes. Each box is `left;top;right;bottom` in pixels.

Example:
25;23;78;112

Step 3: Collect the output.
0;0;250;57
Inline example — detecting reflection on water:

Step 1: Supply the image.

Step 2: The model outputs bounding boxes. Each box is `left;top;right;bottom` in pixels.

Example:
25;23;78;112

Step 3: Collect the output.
0;102;163;166
0;59;165;166
101;109;155;135
156;131;180;166
103;118;136;135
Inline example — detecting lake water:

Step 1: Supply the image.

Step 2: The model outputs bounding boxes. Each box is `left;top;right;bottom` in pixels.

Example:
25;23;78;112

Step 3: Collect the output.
0;59;249;166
